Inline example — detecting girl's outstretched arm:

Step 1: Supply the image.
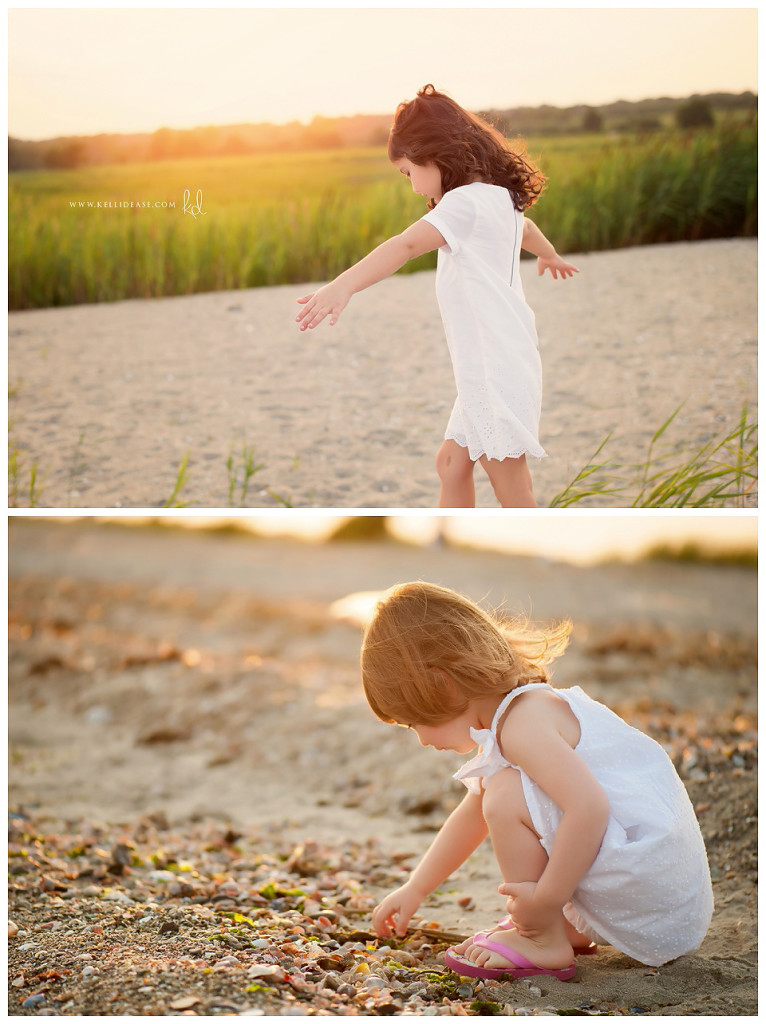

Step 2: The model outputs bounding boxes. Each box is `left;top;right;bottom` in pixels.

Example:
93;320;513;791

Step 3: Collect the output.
372;791;488;938
522;218;579;280
295;220;445;331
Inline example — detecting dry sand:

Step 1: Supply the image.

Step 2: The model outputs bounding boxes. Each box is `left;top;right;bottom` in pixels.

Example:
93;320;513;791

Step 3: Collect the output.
8;519;757;1014
8;239;757;509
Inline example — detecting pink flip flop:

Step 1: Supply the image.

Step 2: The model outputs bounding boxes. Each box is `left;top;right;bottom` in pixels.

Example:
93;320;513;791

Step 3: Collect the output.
445;932;576;982
495;915;598;956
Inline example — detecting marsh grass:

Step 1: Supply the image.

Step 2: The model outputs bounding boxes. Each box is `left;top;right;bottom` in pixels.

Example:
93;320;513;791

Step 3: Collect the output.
8;434;43;508
9;124;756;310
550;406;757;508
163;452;191;507
226;441;265;506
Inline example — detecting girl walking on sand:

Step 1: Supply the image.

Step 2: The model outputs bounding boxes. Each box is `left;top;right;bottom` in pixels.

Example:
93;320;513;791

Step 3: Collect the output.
361;582;713;978
295;84;578;508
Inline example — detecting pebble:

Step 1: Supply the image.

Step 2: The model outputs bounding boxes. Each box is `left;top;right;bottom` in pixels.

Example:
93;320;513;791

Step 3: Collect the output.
247;964;286;982
9;919;19;938
101;891;134;904
22;995;46;1008
361;975;387;992
214;956;241;968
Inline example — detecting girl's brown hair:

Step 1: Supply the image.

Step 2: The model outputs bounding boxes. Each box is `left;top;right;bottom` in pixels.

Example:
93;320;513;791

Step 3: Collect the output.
361;582;571;726
388;84;546;211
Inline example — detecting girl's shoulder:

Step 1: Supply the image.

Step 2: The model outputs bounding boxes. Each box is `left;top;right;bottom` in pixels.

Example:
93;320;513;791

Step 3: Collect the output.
497;686;580;753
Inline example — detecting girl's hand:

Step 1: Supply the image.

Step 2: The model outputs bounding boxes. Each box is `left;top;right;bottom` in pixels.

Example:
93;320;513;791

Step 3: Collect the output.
295;281;352;331
371;882;424;938
537;255;579;280
498;880;559;939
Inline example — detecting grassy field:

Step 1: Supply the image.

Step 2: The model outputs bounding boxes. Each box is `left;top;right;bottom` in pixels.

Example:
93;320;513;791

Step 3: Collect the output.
9;123;757;310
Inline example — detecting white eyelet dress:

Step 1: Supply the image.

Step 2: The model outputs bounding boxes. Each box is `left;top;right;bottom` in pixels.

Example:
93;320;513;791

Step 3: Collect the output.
421;183;546;463
453;683;714;967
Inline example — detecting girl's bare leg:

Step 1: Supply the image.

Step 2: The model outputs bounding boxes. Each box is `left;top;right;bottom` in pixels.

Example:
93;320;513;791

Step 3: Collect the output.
478;453;537;508
454;767;573;970
436;440;476;508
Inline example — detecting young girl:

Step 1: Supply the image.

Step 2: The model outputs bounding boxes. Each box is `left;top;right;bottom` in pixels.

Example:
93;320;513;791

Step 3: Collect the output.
361;582;714;979
295;85;578;508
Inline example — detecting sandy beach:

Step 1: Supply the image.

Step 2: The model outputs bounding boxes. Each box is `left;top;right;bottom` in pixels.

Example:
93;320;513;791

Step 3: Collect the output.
8;518;757;1015
8;239;757;509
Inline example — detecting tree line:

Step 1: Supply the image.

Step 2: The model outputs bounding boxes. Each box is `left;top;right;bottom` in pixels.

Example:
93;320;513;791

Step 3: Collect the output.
8;91;757;172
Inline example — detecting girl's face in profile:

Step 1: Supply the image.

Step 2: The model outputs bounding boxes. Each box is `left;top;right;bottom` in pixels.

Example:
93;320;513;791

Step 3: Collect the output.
412;711;475;755
393;157;443;204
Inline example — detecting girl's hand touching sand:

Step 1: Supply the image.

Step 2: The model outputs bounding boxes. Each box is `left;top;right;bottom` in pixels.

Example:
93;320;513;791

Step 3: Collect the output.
372;882;424;938
537;255;579;280
295;280;352;330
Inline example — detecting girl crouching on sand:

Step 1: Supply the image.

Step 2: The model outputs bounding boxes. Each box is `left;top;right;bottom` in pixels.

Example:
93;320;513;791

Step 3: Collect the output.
295;85;578;508
361;582;713;979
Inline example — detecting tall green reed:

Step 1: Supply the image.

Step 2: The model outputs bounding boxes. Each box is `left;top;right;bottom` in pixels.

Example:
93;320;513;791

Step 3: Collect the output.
9;125;756;310
550;406;757;508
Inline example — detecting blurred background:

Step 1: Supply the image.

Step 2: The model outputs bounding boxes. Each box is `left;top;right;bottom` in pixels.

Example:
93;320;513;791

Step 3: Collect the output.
9;512;756;825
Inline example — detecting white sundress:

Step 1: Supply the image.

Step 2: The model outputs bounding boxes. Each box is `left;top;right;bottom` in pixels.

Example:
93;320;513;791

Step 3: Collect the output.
422;183;546;463
454;682;714;967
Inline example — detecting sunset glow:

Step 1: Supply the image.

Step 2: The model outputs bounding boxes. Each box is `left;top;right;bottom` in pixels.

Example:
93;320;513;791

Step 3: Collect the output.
9;7;757;141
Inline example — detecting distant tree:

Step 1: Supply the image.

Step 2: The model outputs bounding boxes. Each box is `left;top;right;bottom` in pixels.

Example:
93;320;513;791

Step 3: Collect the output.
676;97;715;130
329;517;390;542
222;133;249;155
44;140;86;169
582;106;603;132
633;117;663;136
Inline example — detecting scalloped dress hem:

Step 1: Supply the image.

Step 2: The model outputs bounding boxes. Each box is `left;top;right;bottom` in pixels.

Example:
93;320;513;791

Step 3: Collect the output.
445;432;548;463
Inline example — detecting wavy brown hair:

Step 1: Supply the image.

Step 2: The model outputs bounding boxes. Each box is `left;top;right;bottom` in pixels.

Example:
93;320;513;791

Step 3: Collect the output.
388;84;546;211
361;582;572;727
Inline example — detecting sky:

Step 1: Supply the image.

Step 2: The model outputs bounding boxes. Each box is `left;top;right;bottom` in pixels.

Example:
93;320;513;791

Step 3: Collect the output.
77;512;758;568
7;6;758;141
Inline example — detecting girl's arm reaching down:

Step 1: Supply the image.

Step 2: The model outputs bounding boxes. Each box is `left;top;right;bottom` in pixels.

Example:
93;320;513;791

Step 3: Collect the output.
522;217;579;280
372;791;488;938
295;219;445;331
495;695;609;938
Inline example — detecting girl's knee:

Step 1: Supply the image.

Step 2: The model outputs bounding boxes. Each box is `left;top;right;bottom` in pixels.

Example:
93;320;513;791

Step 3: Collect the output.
435;441;473;483
481;768;530;828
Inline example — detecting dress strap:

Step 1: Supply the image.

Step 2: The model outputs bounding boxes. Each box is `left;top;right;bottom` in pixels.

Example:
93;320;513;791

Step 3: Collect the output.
490;682;551;736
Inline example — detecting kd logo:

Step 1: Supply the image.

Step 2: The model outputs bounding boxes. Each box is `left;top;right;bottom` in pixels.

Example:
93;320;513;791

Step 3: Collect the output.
183;189;206;218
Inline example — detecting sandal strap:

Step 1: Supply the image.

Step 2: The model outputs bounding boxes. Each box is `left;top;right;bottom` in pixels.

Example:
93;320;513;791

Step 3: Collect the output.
472;933;538;970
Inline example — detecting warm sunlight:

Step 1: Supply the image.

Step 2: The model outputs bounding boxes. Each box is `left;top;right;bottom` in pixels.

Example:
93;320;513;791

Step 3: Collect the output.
9;8;757;139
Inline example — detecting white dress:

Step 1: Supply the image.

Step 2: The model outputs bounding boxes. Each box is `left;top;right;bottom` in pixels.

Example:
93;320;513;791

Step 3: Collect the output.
422;183;546;462
454;682;714;967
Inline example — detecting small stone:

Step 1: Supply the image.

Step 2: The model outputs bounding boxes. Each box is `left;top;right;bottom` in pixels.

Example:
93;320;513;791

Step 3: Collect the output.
101;891;134;904
169;996;200;1010
215;956;241;968
8;920;18;938
247;964;286;982
361;975;387;992
529;985;542;998
22;994;46;1008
